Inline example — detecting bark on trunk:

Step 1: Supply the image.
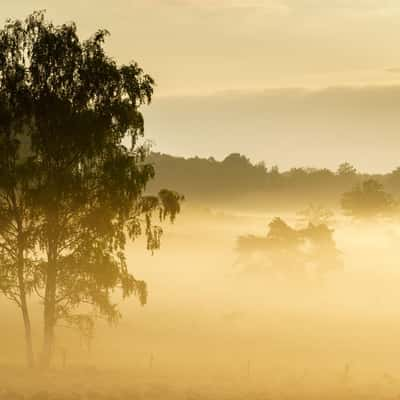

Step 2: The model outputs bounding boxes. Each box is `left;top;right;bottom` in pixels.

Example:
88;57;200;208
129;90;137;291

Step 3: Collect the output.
17;241;35;368
40;249;57;369
20;295;35;368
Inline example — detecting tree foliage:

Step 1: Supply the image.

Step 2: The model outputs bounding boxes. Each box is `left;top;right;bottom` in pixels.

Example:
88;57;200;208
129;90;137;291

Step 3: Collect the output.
236;218;342;280
0;11;183;368
337;162;357;177
297;203;334;226
341;179;393;218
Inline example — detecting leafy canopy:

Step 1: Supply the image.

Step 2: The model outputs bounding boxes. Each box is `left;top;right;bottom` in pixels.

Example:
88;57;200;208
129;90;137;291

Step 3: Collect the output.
0;11;183;333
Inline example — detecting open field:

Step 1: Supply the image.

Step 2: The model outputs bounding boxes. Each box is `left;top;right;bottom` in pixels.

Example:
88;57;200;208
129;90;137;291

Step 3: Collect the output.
2;206;400;399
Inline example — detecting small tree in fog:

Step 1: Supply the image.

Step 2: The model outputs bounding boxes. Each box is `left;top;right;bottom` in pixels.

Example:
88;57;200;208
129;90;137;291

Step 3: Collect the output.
236;218;342;279
297;204;334;226
0;11;183;368
337;162;357;177
341;179;393;218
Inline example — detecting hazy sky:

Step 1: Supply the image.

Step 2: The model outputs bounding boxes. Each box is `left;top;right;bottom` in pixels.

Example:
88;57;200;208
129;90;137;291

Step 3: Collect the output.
1;1;400;171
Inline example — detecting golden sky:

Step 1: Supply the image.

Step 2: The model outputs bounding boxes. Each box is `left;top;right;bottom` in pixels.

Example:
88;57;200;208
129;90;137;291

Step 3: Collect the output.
2;0;400;95
2;1;400;171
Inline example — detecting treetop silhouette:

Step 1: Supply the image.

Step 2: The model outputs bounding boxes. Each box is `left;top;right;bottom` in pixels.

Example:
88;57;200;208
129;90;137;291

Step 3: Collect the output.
236;217;342;280
341;179;394;218
0;11;183;368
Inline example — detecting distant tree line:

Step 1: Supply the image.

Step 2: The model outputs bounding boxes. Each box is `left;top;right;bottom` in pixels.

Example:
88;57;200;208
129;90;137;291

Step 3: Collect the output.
148;153;400;212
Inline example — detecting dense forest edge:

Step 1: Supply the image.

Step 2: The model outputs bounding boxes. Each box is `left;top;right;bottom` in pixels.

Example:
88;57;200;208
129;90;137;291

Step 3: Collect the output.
148;152;400;211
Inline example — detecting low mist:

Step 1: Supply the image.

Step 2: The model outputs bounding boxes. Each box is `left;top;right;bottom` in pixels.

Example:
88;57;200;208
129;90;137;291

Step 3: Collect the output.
3;205;400;399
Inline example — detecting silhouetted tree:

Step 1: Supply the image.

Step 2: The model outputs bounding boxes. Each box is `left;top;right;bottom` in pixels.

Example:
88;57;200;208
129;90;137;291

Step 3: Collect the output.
0;32;41;366
0;133;38;368
341;179;393;218
0;11;183;368
337;162;357;177
236;218;342;280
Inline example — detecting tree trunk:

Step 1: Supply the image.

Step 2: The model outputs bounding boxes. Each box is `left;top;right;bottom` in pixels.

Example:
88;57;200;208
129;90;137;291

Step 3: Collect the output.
40;198;60;370
17;245;35;368
41;253;57;369
20;295;35;368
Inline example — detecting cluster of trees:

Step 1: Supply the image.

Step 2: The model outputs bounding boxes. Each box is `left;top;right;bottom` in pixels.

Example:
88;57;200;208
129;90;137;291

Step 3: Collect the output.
341;179;394;218
0;12;182;368
148;153;267;200
148;154;400;212
236;217;342;280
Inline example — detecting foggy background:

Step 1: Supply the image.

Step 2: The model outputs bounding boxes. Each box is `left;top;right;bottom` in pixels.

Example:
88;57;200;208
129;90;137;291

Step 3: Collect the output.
1;1;400;399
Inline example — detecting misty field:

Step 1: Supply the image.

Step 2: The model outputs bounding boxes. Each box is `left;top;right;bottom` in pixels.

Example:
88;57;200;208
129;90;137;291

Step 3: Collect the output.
2;206;400;399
